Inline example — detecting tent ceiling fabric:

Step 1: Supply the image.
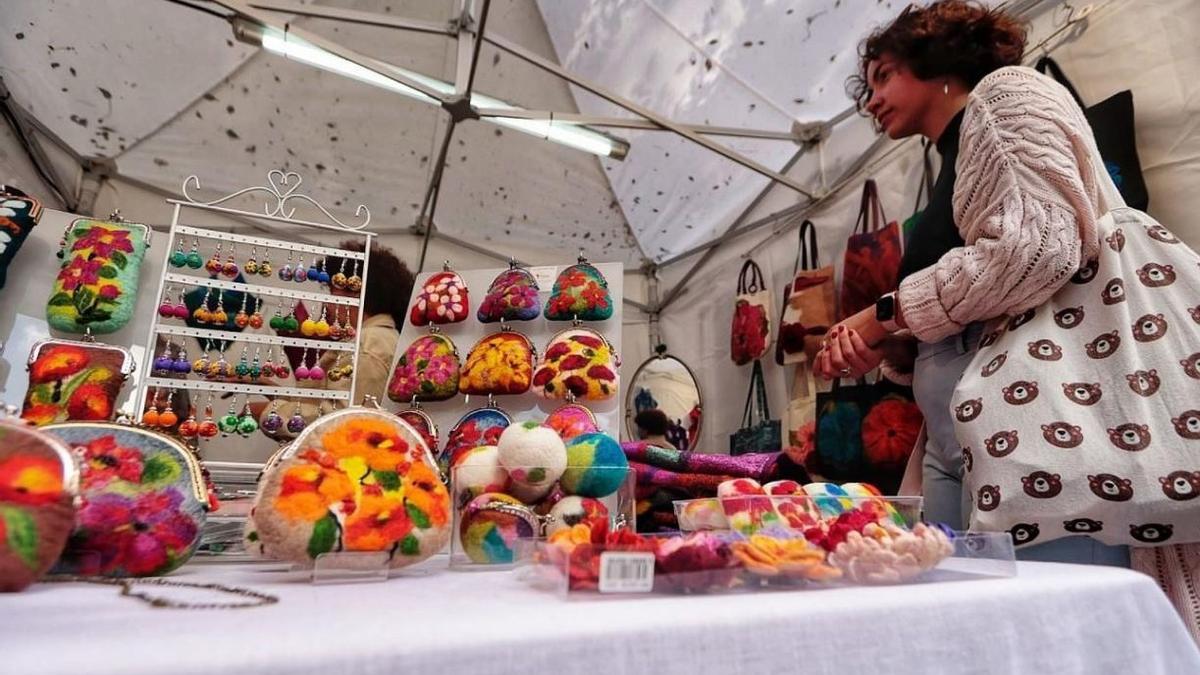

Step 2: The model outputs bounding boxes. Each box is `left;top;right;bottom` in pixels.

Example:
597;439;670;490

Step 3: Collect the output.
538;0;917;262
3;0;910;267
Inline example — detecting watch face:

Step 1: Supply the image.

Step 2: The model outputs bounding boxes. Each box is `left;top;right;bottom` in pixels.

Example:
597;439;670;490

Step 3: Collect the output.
876;294;896;321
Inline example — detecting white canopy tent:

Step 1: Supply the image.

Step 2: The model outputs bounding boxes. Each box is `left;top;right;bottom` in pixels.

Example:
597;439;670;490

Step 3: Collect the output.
1;0;1197;453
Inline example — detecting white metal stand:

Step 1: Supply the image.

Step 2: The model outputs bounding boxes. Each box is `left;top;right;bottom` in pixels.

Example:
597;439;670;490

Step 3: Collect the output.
134;169;376;428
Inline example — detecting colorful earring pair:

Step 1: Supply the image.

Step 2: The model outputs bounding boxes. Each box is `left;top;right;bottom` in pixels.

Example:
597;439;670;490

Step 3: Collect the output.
157;286;190;320
234;294;263;329
243;247;273;278
293;349;325;381
178;394;220;439
217;396;258;437
142;389;180;428
300;306;331;338
268;300;301;333
193;287;229;326
170;238;205;269
152;337;191;376
260;401;308;437
326;352;354;382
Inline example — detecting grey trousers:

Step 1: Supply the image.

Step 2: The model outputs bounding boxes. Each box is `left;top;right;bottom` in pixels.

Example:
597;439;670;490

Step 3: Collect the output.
912;326;981;531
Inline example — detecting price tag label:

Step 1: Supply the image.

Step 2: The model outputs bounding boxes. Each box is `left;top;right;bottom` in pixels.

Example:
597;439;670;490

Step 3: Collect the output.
598;552;655;593
530;266;558;290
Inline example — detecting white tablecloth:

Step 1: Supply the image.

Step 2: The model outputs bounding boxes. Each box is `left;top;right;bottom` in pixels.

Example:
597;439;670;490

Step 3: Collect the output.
3;559;1197;675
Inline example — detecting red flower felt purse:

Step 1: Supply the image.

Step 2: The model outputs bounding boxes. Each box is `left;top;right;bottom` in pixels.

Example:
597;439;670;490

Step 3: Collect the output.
730;259;772;365
21;337;136;426
410;265;470;326
840;180;902;319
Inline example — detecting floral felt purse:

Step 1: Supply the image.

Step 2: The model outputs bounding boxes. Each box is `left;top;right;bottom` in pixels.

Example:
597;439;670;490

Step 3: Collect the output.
0;185;43;291
459;329;536;397
410;266;470;326
249;408;451;568
545;256;613;322
0;416;78;592
545;402;600;442
442;406;511;470
398;406;440;462
387;333;461;403
41;422;210;577
478;263;540;323
532;327;620;401
21;337;136;426
48;217;150;334
730;258;772;365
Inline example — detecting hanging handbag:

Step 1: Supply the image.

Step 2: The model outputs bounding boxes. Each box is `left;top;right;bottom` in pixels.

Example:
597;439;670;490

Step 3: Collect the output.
47;217;150;334
841;180;903;319
459;329;536;397
785;363;818;449
730;259;772;366
387;332;461;403
532;326;620;401
41;422;211;577
21;336;136;426
410;265;470;326
775;220;836;365
954;209;1200;549
478;262;541;323
544;255;613;322
901;141;935;242
813;375;922;494
729;360;782;455
1036;57;1149;211
249;407;451;568
0;415;78;592
0;185;42;290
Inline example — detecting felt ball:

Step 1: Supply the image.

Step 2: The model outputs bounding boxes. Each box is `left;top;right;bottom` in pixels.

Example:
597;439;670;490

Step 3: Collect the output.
496;421;567;492
546;496;609;536
450;445;509;501
459;492;536;565
803;482;854;518
560;432;628;498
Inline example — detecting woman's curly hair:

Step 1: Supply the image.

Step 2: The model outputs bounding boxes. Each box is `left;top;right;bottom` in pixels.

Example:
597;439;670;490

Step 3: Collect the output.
847;1;1027;111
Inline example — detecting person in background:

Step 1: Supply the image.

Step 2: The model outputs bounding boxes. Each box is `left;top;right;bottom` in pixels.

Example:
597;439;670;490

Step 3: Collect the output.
815;1;1133;567
254;240;411;427
634;408;676;449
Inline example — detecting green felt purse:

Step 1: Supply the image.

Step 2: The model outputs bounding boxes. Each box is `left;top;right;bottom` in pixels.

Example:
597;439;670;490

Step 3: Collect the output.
47;217;150;334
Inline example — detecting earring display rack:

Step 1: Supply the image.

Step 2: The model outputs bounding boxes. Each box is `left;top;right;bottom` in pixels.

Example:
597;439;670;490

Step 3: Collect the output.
134;168;375;432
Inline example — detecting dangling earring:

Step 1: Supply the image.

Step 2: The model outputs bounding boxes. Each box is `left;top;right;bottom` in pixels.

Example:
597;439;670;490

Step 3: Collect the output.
943;81;949;95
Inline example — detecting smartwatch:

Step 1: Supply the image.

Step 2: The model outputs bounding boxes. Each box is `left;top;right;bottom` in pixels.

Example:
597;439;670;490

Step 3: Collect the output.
875;292;901;333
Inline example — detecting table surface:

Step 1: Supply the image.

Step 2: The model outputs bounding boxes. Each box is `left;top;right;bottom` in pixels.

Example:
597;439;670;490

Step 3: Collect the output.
4;557;1198;675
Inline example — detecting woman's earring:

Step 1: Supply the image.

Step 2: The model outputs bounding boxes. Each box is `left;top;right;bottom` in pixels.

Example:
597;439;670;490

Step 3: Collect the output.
943;81;949;95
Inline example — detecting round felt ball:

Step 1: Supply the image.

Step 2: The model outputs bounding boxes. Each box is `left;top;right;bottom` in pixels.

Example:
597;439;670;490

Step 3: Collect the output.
560;432;628;498
450;445;509;501
459;492;536;564
496;421;566;492
546;496;609;536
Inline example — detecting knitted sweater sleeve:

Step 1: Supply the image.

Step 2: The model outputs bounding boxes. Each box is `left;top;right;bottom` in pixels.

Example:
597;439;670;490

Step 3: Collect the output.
896;66;1104;343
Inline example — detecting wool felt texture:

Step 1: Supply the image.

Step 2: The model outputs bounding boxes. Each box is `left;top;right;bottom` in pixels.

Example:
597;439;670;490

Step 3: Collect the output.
42;424;207;577
251;409;450;568
561;433;628;498
730;259;772;365
478;266;540;323
21;340;131;426
544;259;613;322
410;270;469;326
47;219;149;335
442;407;511;471
544;403;599;442
459;331;535;396
0;187;42;290
497;421;567;492
0;421;77;592
387;333;461;402
532;328;619;401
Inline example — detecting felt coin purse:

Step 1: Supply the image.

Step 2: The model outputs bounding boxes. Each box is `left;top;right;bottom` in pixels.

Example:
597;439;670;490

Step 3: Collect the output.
0;415;79;592
47;217;150;334
478;263;540;323
459;329;536;397
21;337;136;426
410;266;470;326
41;422;210;577
249;408;451;568
387;333;461;403
544;256;613;322
532;327;620;401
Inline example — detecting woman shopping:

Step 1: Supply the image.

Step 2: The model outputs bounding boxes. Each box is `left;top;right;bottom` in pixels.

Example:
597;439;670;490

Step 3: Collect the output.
812;0;1200;636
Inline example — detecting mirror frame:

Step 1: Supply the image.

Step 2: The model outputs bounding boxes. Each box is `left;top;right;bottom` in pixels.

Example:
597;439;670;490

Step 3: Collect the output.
623;351;703;447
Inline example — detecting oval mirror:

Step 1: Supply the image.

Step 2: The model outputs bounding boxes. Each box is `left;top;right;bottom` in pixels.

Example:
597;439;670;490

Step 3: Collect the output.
624;348;702;451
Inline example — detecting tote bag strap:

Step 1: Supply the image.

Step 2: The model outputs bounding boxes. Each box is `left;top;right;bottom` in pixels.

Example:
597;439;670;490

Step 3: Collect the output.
855;179;887;234
796;219;819;272
741;360;772;427
1034;57;1087;108
737;258;766;295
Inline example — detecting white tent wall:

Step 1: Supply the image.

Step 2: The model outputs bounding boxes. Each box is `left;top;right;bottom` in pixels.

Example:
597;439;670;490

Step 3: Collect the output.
656;0;1200;456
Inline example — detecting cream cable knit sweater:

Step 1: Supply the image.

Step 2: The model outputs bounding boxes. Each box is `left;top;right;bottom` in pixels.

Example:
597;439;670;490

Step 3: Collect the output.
898;66;1117;343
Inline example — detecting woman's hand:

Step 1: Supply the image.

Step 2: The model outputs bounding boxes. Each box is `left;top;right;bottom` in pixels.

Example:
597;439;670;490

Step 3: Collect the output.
815;326;883;380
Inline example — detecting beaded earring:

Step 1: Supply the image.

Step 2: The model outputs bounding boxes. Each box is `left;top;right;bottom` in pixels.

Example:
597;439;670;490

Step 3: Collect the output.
143;388;161;426
158;285;177;318
237;399;259;437
218;398;241;436
205;242;223;275
198;394;220;438
244;246;259;276
295;349;312;380
346;260;362;293
193;287;214;324
248;295;264;329
261;399;283;436
286;402;307;434
221;243;239;278
234;293;250;328
279;250;295;282
158;390;179;428
185;238;205;269
211;290;229;325
169;240;188;268
258;249;273;277
331;258;348;290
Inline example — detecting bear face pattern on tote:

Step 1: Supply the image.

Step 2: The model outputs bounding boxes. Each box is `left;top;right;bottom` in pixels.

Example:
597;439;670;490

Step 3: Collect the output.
953;210;1200;548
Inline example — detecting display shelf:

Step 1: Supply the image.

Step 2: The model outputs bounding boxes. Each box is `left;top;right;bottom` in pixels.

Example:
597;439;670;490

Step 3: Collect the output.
162;273;361;307
155;324;356;352
143;376;351;401
173;225;367;260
